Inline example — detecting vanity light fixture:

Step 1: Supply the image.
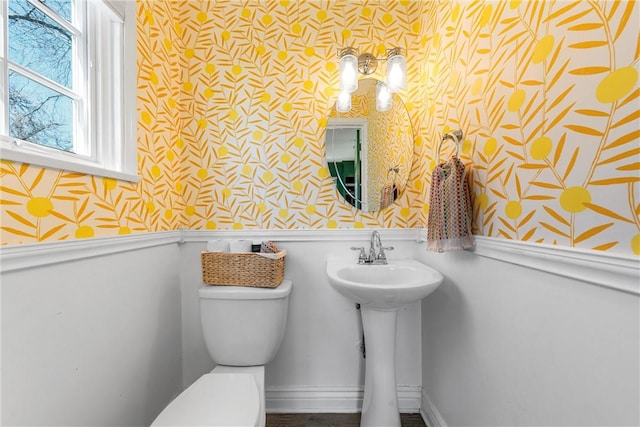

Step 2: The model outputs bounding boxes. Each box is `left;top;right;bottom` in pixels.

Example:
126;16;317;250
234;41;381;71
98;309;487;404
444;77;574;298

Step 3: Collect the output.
337;46;406;113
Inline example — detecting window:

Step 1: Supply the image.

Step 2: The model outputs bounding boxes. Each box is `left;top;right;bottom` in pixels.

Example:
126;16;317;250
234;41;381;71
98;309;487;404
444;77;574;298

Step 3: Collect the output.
0;0;138;182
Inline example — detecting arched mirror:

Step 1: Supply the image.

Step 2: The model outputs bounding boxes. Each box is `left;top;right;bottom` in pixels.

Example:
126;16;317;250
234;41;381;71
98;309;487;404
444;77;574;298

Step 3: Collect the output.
325;78;413;212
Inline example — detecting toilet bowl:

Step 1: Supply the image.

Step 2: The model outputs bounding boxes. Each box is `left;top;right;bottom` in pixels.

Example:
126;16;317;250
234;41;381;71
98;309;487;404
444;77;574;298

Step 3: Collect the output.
151;279;292;426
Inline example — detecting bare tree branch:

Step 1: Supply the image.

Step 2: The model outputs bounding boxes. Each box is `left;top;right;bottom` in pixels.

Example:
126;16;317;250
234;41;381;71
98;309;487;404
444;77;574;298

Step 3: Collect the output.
8;14;71;41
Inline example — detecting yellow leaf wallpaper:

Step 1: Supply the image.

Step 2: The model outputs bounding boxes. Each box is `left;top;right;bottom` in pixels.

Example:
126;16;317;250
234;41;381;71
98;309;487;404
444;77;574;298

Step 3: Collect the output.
422;0;639;254
1;0;638;256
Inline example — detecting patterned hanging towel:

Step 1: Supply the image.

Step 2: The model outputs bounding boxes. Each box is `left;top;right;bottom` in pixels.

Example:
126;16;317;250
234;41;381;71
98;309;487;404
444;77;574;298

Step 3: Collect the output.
427;156;475;252
380;184;396;209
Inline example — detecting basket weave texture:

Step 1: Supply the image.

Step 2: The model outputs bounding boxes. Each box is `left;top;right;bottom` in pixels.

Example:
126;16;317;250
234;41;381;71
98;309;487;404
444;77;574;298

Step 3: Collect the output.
201;251;285;288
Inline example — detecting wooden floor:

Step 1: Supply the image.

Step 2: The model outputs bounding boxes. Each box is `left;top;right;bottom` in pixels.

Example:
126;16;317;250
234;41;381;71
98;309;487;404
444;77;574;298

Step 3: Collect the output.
266;413;427;427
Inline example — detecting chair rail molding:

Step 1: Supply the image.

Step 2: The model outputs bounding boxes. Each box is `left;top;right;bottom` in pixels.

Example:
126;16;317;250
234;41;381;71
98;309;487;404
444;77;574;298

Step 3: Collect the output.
0;228;418;273
3;228;638;296
470;235;640;296
0;231;181;273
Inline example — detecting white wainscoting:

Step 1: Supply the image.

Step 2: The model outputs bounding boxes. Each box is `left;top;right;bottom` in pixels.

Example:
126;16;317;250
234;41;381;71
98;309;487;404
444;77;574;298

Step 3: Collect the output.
1;234;183;426
178;229;424;414
417;236;639;427
2;229;637;425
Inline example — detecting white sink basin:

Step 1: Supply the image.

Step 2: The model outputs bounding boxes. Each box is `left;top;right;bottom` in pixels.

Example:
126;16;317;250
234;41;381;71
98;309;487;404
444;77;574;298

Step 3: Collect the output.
326;256;444;426
326;258;443;309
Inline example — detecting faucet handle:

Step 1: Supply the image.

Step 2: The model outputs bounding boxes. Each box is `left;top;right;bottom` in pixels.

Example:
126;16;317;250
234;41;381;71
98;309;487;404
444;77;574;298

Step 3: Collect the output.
376;245;394;262
350;247;368;264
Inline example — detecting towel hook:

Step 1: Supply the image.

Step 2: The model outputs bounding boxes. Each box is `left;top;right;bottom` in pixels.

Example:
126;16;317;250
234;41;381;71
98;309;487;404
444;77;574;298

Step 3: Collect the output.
436;129;463;161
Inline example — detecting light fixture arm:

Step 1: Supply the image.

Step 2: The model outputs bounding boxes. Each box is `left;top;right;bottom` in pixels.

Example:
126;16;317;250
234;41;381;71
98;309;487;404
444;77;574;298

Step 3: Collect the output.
338;47;406;76
358;52;378;75
386;47;403;60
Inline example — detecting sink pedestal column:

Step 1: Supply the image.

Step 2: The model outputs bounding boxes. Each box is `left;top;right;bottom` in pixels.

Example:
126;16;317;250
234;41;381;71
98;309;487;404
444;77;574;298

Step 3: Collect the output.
360;306;401;427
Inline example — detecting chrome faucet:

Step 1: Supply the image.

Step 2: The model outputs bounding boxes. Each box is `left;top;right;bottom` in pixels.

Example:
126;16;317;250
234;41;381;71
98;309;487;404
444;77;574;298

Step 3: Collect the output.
351;230;394;264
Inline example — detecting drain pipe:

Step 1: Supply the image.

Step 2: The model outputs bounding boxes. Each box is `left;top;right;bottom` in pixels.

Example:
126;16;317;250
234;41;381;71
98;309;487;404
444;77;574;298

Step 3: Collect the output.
355;303;366;359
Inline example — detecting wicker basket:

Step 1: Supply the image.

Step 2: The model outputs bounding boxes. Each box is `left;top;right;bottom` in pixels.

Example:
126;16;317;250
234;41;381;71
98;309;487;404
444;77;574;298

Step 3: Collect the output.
201;250;285;288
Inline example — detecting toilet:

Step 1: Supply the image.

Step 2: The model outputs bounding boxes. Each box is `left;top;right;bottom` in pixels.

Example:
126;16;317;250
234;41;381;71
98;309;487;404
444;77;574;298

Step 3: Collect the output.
151;279;293;427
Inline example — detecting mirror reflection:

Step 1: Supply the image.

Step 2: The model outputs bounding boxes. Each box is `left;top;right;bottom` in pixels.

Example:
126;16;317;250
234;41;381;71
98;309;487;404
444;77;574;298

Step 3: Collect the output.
326;78;413;212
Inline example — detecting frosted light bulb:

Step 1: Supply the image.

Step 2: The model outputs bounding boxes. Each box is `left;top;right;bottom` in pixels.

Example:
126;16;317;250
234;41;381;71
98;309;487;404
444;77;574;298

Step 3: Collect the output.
376;81;392;112
386;50;406;93
336;90;352;113
339;50;358;93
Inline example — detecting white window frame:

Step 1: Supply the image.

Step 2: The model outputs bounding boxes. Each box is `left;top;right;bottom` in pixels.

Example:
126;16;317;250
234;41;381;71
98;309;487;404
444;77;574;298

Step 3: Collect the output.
0;0;138;182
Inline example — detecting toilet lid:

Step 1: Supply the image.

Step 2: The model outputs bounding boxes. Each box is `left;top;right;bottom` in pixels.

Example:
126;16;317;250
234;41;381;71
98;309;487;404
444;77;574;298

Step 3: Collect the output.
199;279;292;300
151;373;260;426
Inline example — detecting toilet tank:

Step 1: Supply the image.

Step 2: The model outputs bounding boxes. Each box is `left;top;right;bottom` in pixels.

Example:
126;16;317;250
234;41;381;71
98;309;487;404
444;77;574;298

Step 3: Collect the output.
198;279;292;366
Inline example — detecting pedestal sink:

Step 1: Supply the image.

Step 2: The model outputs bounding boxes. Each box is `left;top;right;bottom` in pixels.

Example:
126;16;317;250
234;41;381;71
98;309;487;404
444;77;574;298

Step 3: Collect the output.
326;258;443;427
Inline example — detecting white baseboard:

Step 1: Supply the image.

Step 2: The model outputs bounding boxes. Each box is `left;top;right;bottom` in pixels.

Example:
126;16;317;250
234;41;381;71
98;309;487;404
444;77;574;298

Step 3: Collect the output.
421;391;447;427
266;385;422;414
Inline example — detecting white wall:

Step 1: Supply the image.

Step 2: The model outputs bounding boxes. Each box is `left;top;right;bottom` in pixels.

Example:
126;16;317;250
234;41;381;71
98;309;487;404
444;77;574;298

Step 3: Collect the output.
179;229;424;412
4;229;636;426
1;236;183;426
417;242;640;427
1;229;423;426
